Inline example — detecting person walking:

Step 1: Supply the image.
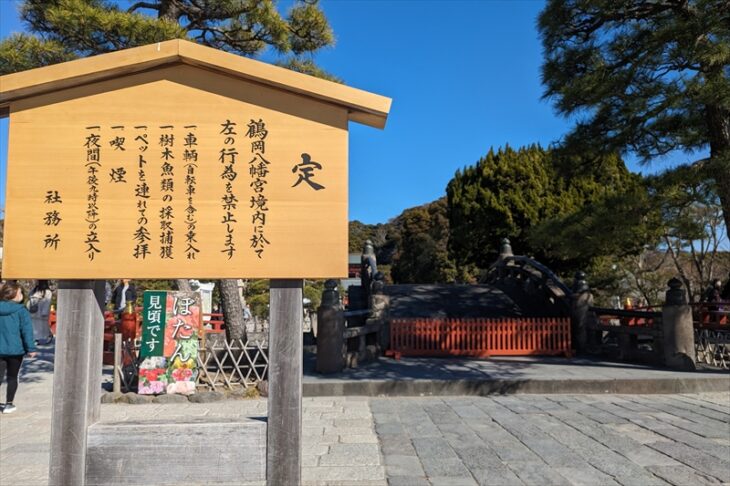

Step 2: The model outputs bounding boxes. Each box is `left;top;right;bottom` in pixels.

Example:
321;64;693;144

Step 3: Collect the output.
0;282;37;414
28;280;53;345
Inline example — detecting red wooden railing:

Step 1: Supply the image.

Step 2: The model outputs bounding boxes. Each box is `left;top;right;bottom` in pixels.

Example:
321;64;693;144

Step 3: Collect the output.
691;303;728;329
388;317;571;359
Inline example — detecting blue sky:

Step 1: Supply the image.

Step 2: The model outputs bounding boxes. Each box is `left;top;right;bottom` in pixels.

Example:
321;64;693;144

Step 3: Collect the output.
0;0;701;224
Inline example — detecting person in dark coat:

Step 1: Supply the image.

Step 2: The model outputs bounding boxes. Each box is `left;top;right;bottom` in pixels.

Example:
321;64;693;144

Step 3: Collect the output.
0;282;37;414
721;274;730;302
112;279;137;315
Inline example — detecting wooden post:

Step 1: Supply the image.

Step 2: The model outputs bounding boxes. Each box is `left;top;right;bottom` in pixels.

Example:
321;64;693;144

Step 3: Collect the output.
267;279;303;486
113;333;122;394
49;280;105;486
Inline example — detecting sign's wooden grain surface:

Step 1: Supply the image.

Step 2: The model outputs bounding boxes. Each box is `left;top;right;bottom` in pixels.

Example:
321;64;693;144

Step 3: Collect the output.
3;64;349;279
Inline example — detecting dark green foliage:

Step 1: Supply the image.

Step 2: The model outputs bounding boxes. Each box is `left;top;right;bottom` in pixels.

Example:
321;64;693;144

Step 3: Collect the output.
0;0;337;79
389;198;457;284
529;180;662;270
447;145;554;269
538;0;730;237
243;278;323;319
348;220;397;268
446;144;636;273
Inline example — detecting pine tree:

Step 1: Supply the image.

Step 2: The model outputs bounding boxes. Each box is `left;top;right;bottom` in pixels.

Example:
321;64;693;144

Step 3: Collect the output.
1;0;336;79
538;0;730;238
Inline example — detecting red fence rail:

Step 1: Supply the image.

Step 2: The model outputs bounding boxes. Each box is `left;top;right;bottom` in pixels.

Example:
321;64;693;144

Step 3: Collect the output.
388;317;571;359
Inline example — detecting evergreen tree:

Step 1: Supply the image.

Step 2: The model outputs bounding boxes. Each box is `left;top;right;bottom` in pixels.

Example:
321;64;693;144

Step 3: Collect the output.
447;145;557;269
447;144;637;274
0;0;336;79
0;0;336;339
538;0;730;238
390;198;457;284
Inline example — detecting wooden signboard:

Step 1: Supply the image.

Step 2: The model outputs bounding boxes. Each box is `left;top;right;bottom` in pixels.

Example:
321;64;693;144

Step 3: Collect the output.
0;40;391;279
0;39;390;486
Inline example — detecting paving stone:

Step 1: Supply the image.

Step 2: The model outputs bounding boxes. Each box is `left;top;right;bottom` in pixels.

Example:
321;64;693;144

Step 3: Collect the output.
380;435;417;456
411;438;457;459
648;440;730;482
327;426;375;437
373;412;400;424
508;462;573;486
428;477;478;486
648;411;729;439
384;455;425;477
449;404;491;419
603;422;671;445
403;422;442;439
303;434;340;446
646;465;724;486
334;418;374;428
452;446;503;470
339;434;379;444
319;444;382;467
302;454;320;467
304;425;326;436
554;466;622;486
328;443;380;455
387;478;430;486
420;457;472;478
377;422;407;436
648;424;730;462
302;466;386;482
470;466;525;486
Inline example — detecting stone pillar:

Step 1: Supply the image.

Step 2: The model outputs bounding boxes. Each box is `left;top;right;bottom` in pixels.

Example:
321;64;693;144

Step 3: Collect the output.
661;278;696;371
316;280;346;373
360;240;377;309
498;237;513;260
570;271;592;354
370;272;390;351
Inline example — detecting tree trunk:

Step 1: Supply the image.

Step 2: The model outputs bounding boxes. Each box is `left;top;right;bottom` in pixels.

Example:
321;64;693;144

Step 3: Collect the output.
219;279;246;341
705;93;730;242
175;279;192;292
710;153;730;243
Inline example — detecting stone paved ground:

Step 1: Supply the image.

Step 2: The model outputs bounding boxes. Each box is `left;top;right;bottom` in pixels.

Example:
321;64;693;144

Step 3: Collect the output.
1;343;728;486
373;394;730;486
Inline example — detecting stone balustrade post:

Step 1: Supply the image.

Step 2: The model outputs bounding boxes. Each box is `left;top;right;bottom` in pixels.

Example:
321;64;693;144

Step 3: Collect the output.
316;280;346;373
571;271;593;354
370;272;390;350
661;278;696;371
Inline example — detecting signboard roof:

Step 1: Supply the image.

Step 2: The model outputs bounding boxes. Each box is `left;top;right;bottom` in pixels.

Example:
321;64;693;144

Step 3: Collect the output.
0;40;391;279
0;39;391;129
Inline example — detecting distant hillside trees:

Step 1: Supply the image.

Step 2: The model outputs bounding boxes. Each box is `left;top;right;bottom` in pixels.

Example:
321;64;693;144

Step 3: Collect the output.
389;198;458;284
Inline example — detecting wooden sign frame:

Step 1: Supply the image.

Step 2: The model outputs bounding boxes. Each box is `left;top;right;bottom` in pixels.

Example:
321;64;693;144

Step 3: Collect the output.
0;40;390;486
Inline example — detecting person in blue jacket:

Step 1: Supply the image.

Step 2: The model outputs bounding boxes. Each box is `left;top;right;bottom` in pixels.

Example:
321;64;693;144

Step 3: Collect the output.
0;282;37;414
